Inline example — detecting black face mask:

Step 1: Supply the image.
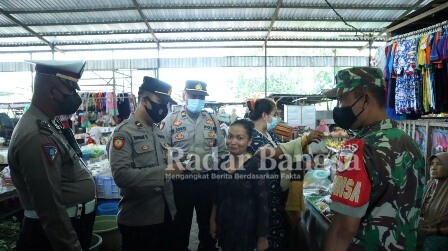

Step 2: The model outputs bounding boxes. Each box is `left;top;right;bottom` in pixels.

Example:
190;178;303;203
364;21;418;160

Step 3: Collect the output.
145;97;168;123
52;88;82;115
333;94;366;130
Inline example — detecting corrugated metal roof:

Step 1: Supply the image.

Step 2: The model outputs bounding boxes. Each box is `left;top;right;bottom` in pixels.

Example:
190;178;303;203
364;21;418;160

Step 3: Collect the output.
0;0;438;52
0;56;368;72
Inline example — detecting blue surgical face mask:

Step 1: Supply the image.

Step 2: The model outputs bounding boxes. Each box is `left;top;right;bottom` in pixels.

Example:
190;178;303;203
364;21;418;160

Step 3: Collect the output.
267;116;278;131
187;99;205;113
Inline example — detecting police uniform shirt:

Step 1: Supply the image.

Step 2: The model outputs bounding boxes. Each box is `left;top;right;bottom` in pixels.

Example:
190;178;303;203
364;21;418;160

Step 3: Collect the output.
8;104;95;251
108;113;176;226
161;106;226;172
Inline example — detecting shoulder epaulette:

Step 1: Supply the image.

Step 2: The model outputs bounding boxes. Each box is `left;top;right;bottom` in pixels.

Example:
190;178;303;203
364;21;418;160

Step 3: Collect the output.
37;119;52;134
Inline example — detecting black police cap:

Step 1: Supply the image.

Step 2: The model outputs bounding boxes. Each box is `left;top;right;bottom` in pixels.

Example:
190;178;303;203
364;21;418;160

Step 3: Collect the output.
185;80;209;96
139;76;176;104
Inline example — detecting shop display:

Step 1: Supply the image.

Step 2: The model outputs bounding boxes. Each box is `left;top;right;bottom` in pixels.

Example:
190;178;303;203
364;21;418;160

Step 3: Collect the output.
374;20;448;120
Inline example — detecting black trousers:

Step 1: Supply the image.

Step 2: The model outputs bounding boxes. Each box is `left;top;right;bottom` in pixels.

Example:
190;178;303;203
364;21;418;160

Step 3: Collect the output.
16;211;95;251
172;178;217;251
118;205;173;251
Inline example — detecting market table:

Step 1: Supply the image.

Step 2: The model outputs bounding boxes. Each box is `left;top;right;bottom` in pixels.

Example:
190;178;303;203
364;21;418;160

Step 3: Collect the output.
302;198;331;250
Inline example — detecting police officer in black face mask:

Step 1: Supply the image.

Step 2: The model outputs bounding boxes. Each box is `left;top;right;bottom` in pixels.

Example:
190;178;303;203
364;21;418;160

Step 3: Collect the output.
8;60;96;251
108;76;185;251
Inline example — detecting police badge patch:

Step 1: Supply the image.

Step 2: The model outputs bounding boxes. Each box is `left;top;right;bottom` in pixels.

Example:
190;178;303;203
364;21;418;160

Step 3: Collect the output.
41;143;58;166
159;121;165;130
113;137;125;150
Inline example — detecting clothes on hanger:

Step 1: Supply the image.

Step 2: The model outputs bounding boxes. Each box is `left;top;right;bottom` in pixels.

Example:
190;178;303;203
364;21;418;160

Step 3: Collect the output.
383;23;448;118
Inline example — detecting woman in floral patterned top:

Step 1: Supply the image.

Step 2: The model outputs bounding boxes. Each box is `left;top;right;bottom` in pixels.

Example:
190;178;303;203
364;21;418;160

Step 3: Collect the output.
247;98;289;251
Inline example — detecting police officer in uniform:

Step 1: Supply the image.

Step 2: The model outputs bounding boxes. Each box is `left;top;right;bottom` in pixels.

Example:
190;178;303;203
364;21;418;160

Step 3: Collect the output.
161;80;226;251
8;60;96;251
108;76;184;251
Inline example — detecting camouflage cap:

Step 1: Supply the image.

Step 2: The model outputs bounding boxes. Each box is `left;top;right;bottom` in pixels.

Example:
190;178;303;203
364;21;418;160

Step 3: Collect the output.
323;67;385;99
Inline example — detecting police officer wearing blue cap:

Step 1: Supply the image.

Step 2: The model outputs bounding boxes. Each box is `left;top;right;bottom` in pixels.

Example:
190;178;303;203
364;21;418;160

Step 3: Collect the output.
8;60;96;251
108;76;184;251
161;80;226;251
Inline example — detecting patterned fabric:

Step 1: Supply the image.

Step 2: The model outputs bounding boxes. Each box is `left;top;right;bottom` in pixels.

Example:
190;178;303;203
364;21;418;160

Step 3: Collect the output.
214;155;270;251
324;67;385;99
393;39;417;75
247;130;289;251
331;119;425;251
395;73;420;114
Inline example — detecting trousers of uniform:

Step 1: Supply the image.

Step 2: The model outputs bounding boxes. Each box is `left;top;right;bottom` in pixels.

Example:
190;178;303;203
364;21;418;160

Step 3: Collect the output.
118;203;173;251
16;211;95;251
172;177;217;251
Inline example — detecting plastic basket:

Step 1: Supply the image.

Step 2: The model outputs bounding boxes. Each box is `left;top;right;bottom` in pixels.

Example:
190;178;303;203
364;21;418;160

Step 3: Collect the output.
97;201;119;215
89;233;102;251
95;176;120;199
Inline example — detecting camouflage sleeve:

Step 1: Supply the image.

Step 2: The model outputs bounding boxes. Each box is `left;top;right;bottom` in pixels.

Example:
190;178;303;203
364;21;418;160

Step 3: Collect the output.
12;132;82;251
109;130;165;188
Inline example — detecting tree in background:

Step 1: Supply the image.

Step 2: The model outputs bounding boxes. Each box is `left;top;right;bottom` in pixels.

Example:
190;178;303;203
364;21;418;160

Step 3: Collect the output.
227;67;338;99
312;69;333;94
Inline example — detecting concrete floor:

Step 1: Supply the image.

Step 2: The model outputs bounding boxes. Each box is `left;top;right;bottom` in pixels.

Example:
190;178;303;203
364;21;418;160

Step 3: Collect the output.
188;212;200;250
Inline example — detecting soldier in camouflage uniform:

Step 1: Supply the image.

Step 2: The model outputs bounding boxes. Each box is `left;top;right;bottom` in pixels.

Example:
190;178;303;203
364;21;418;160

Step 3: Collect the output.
322;67;425;251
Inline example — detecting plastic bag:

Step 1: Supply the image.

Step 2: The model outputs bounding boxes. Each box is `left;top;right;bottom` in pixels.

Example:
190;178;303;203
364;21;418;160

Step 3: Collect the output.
303;169;332;197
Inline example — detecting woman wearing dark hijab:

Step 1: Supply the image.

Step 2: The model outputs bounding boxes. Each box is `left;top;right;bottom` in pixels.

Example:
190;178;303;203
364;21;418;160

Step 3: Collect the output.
419;152;448;250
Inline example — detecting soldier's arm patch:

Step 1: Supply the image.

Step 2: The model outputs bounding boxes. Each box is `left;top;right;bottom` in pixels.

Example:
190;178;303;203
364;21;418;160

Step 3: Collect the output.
330;138;371;208
113;137;125;150
41;143;59;166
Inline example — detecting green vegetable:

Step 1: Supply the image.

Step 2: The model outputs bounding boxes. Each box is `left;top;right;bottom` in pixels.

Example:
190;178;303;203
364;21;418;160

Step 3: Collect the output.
0;217;20;251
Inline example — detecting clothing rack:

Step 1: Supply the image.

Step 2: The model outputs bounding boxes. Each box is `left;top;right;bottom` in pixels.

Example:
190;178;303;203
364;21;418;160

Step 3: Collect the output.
388;20;448;42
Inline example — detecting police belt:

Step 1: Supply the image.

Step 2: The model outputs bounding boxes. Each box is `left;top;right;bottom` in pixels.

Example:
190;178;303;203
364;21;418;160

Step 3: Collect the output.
24;199;96;219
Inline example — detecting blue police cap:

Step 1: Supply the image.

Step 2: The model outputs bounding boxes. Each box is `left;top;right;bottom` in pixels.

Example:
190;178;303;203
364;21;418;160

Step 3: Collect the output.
139;76;176;104
28;60;86;90
185;80;209;96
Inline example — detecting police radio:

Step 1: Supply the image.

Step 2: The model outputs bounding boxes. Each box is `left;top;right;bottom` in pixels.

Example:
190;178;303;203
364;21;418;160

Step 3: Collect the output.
55;118;83;158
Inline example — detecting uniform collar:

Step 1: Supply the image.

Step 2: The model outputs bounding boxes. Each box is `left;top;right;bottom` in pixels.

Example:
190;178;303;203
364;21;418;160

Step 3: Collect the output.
28;104;52;121
355;119;396;138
